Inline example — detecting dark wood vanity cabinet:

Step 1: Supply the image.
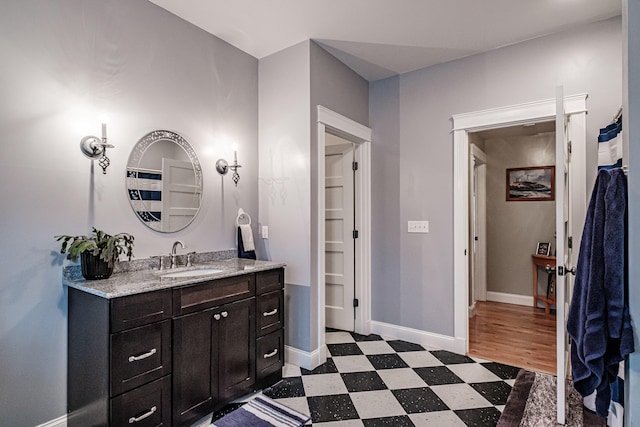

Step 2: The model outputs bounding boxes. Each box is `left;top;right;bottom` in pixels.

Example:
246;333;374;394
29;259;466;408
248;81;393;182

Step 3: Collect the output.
68;267;284;427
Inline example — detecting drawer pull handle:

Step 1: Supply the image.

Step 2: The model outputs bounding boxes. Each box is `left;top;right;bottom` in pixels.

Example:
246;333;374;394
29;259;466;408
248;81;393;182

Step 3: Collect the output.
263;349;278;358
263;309;278;317
214;314;221;321
128;348;157;362
221;311;228;318
129;406;157;423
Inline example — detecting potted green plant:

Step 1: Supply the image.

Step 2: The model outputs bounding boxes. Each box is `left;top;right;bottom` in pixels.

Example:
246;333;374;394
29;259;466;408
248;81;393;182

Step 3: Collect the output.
55;227;135;280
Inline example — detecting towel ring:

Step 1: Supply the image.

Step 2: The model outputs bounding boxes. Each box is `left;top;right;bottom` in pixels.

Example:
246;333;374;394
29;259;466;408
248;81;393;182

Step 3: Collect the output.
236;208;251;226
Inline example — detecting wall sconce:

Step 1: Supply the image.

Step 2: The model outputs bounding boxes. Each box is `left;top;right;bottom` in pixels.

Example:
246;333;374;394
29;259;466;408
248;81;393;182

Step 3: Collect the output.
216;147;241;186
80;122;114;174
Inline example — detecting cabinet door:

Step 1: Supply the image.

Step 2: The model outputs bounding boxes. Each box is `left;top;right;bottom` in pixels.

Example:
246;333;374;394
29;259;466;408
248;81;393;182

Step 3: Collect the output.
172;308;216;427
217;297;256;401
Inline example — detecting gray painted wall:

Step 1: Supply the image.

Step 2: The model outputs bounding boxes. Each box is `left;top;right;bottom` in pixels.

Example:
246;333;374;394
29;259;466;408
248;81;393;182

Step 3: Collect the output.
0;1;258;424
369;76;402;325
624;0;639;423
485;133;556;297
369;17;622;337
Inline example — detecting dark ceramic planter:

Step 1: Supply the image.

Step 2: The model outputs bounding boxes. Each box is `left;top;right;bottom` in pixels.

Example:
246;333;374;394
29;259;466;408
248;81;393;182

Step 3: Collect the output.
81;251;114;280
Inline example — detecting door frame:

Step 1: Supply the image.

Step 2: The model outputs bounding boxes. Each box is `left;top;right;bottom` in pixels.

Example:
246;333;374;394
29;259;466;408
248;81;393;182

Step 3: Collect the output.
316;106;372;359
451;94;588;355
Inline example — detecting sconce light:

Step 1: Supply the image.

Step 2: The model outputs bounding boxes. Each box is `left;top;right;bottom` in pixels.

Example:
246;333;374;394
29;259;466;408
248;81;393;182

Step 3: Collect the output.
80;121;114;174
216;146;241;186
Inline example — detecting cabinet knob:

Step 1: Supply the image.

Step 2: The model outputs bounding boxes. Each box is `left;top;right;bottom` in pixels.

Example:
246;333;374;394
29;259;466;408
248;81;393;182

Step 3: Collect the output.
214;314;221;321
221;311;228;318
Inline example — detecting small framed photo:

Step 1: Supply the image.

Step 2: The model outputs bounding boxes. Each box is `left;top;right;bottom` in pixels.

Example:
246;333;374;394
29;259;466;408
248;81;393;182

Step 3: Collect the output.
506;166;555;201
536;242;551;256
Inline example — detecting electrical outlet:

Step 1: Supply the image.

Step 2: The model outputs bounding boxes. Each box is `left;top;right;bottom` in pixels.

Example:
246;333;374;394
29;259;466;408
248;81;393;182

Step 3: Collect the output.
408;220;429;233
261;225;269;239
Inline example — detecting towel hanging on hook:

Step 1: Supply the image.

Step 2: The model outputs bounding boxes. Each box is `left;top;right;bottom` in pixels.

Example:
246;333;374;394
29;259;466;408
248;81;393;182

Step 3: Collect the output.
236;208;256;258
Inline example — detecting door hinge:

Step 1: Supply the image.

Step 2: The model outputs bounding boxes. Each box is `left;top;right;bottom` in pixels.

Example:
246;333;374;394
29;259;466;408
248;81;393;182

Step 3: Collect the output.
568;140;572;154
352;161;358;171
353;230;359;239
353;298;359;308
568;236;573;249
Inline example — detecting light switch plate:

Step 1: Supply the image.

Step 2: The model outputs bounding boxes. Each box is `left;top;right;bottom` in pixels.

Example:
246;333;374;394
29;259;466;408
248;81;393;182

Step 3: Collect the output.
408;221;429;233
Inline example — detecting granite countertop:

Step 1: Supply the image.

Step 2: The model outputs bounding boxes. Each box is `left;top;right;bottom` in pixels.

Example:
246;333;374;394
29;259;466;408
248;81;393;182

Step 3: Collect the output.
63;257;286;299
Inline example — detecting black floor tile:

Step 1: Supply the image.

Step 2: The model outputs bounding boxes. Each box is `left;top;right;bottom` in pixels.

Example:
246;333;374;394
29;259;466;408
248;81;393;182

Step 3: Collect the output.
325;327;343;333
469;381;512;405
263;376;306;399
430;350;476;364
210;402;243;422
328;342;364;356
387;340;426;352
362;415;416;426
351;332;384;342
307;394;360;423
392;387;450;413
340;371;388;392
454;407;502;427
413;366;464;386
301;358;338;375
481;362;522;380
367;353;410;370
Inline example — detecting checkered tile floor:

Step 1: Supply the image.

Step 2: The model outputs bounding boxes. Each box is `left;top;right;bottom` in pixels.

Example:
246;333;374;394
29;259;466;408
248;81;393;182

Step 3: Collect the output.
256;330;521;426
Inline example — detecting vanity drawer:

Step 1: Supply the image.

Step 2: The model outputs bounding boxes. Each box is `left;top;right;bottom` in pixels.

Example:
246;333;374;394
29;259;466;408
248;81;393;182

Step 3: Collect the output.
173;274;255;316
111;289;172;333
256;290;284;337
111;320;172;396
256;329;284;380
256;268;284;294
110;375;171;427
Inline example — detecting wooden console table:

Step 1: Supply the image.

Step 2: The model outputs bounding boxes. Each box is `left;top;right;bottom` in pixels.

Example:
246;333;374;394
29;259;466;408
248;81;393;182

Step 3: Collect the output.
531;254;556;315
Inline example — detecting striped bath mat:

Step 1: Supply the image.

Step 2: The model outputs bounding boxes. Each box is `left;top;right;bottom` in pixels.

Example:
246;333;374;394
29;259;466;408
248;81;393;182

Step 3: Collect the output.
212;395;310;427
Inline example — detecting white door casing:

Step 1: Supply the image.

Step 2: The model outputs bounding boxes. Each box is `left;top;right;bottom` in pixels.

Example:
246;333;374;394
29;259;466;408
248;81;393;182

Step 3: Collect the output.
470;144;488;305
317;106;372;363
325;139;356;331
451;94;588;400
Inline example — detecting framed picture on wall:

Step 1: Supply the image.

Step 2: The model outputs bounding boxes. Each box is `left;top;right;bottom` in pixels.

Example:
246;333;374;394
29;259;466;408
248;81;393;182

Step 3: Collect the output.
536;242;551;256
506;166;555;201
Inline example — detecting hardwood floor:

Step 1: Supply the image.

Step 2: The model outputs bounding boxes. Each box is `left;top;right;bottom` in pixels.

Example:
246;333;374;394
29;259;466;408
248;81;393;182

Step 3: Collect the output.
468;301;556;375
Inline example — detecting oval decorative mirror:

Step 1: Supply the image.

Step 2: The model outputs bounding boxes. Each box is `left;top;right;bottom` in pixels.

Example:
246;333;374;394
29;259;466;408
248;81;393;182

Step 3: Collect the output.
126;130;203;232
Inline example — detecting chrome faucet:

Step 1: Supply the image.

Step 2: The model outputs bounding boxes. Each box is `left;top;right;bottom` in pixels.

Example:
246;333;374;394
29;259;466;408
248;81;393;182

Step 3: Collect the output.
170;240;186;269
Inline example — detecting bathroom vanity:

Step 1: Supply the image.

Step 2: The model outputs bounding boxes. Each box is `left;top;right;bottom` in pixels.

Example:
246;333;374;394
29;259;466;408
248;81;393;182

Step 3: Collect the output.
64;258;285;427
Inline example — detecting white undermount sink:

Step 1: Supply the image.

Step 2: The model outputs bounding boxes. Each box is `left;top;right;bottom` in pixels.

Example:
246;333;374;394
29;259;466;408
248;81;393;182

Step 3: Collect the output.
161;268;224;278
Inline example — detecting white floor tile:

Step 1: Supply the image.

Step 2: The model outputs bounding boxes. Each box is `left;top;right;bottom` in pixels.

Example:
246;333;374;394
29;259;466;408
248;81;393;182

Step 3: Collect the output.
377;368;427;389
312;420;365;427
409;411;467;426
398;351;444;368
355;340;395;355
505;379;516;387
349;390;406;419
326;332;356;344
430;383;493;410
447;363;501;383
302;373;349;396
282;363;301;378
273;396;311;417
496;404;506;412
331;355;375;373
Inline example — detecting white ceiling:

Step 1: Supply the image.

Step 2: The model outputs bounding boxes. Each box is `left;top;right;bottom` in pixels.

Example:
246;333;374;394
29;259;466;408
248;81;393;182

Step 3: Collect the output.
148;0;621;81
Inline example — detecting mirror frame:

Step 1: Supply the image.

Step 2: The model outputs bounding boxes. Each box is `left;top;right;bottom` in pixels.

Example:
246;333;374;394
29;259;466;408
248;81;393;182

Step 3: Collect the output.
126;129;203;233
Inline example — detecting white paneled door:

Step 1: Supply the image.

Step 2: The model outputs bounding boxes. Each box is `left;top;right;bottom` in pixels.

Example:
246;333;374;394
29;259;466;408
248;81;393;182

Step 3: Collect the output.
162;158;201;232
325;138;356;331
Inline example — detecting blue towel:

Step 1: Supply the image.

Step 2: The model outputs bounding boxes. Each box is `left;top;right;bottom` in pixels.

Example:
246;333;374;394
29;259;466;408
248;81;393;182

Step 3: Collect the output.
567;168;634;417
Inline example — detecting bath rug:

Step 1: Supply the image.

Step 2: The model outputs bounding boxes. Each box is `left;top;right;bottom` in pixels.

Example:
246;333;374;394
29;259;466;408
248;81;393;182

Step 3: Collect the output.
498;369;606;426
212;395;310;427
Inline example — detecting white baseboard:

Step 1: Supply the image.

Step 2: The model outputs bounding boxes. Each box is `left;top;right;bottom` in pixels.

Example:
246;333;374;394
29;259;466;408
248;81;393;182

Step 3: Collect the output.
37;414;67;427
468;302;477;317
370;321;465;355
285;344;327;371
486;291;533;307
